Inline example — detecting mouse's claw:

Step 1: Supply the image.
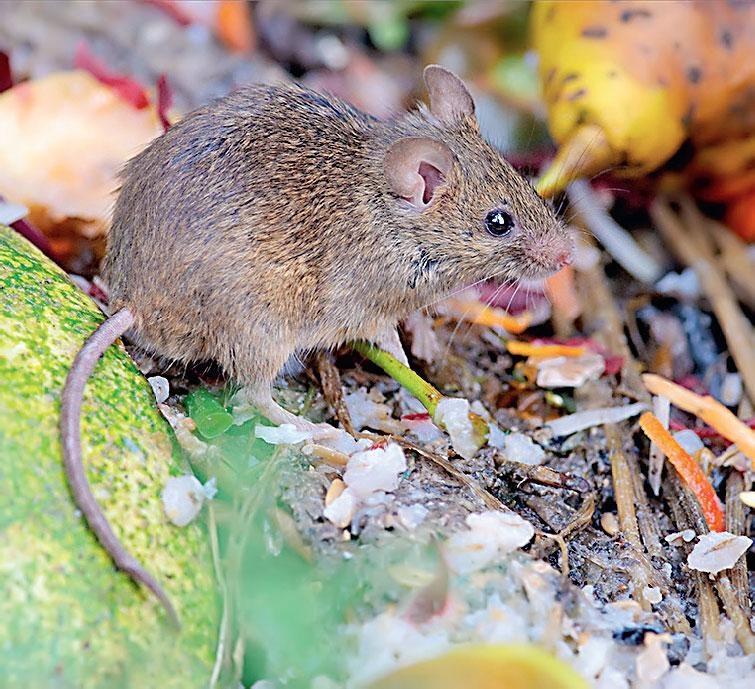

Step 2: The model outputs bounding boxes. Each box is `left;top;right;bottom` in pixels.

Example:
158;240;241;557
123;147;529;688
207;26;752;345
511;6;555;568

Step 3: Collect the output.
248;386;339;440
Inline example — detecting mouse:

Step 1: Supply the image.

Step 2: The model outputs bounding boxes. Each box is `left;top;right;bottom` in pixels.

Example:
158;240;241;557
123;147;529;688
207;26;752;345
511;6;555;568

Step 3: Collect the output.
60;65;573;622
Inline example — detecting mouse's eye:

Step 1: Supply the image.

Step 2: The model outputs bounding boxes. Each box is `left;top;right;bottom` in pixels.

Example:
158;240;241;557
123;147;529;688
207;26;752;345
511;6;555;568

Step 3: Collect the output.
484;208;515;237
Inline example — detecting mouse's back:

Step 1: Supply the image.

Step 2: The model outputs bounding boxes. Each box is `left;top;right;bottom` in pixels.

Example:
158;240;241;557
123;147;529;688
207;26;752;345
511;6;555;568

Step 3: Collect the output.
104;81;387;364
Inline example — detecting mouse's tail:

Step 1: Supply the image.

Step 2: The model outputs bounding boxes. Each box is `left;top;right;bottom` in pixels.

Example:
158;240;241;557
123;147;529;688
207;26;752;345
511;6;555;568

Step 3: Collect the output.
60;307;180;627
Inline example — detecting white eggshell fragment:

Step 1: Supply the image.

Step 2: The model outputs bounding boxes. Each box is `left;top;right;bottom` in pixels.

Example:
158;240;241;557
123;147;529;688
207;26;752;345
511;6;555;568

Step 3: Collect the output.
536;353;605;388
162;475;206;527
433;397;480;460
254;423;312;445
343;443;407;500
444;510;535;574
500;432;546;465
687;532;752;574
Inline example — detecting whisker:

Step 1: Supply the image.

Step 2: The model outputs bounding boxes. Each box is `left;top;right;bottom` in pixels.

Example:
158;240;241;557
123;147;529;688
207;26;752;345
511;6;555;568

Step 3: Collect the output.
418;265;517;311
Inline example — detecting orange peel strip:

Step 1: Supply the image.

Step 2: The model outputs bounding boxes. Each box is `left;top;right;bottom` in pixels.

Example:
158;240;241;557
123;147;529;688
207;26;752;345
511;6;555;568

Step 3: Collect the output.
643;373;755;464
216;0;255;53
506;340;586;358
442;297;532;334
547;266;581;321
639;412;724;532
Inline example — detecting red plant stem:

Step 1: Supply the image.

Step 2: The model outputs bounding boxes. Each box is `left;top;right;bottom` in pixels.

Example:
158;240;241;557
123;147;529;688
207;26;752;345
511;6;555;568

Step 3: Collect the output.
0;51;12;93
668;417;755;441
0;195;54;258
156;74;172;131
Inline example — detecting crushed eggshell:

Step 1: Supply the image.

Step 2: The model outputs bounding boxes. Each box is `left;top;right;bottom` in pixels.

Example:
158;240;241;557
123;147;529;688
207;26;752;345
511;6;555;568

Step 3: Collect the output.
499;432;546;466
433;397;480;461
635;633;670;685
147;375;170;404
655;268;700;300
345;387;403;433
662;663;722;689
343;443;407;499
320;432;373;456
665;529;696;544
161;475;207;527
401;413;444;443
396;504;429;531
443;510;535;575
687;531;752;574
572;237;602;271
323;488;357;529
202;476;218;500
535;352;605;388
254;423;312;445
486;422;508;450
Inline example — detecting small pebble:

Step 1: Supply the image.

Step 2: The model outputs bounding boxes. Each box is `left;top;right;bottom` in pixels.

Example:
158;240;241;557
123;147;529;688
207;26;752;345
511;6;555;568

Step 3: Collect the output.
600;512;620;536
719;372;742;407
672;429;704;456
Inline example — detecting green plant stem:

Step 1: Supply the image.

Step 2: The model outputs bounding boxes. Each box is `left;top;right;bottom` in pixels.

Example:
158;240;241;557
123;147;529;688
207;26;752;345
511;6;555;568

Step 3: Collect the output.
352;341;443;415
352;341;489;446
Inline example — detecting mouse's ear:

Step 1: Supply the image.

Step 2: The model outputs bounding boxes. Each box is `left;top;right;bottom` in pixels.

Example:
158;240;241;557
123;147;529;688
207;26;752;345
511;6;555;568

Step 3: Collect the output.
384;136;454;209
423;64;475;124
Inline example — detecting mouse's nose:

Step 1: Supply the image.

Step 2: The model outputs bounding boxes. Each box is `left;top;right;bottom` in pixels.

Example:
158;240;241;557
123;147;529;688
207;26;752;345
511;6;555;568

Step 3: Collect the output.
554;249;572;270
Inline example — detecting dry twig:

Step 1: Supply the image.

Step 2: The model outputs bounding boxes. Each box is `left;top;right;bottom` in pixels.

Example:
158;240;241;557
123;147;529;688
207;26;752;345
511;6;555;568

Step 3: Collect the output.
725;470;753;618
316;353;355;435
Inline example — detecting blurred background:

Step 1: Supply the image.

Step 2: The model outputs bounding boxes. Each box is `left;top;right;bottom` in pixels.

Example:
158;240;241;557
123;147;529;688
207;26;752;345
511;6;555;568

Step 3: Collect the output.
2;3;754;689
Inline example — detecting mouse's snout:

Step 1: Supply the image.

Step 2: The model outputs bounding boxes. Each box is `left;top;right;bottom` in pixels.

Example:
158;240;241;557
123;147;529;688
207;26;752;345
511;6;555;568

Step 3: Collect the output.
523;226;574;278
554;249;572;270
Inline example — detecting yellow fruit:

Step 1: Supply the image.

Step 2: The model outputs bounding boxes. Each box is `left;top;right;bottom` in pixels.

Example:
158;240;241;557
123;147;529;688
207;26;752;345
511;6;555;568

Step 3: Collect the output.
366;644;588;689
531;0;755;197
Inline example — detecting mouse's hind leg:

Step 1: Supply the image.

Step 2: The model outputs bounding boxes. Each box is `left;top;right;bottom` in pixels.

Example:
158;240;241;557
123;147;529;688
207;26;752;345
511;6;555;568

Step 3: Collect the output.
230;338;339;440
246;383;340;440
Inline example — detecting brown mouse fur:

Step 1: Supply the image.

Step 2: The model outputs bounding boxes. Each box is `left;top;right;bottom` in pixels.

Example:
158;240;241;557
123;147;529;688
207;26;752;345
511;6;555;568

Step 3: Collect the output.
61;66;572;621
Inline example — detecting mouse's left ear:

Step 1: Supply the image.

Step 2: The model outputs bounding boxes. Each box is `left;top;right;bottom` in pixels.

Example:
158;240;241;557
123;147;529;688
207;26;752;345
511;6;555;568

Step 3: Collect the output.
423;64;475;125
384;136;454;210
